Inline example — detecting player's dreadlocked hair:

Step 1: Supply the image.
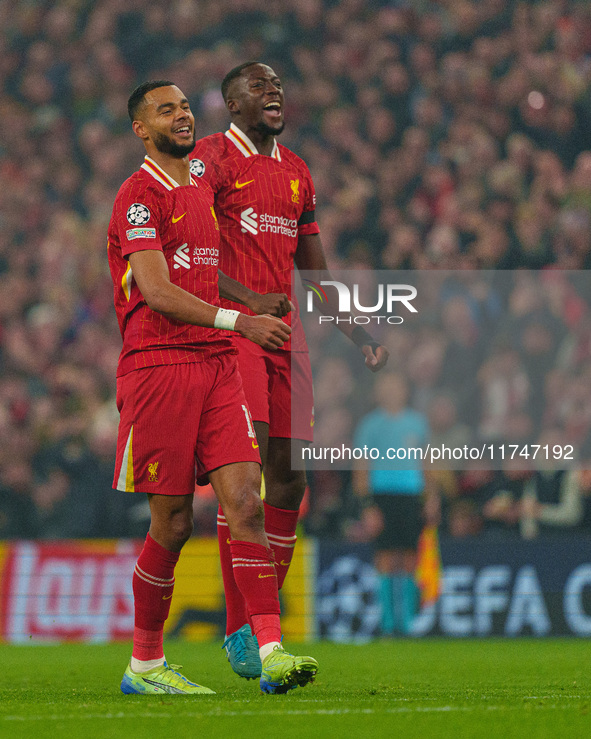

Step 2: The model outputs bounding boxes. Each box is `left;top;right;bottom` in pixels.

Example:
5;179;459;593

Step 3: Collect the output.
221;62;263;101
128;80;176;122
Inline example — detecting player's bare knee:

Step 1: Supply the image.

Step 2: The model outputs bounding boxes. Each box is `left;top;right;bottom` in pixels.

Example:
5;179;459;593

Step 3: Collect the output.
240;490;264;528
226;487;264;537
168;511;194;548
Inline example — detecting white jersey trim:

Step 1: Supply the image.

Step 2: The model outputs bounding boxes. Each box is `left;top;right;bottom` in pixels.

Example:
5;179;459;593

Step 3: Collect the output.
141;156;198;190
225;123;281;161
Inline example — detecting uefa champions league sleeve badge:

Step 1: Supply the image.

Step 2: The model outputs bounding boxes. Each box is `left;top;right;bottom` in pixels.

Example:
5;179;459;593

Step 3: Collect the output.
190;159;206;177
126;203;151;225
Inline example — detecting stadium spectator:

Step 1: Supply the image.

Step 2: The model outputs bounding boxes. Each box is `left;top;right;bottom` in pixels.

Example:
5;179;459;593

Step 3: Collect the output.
518;468;584;539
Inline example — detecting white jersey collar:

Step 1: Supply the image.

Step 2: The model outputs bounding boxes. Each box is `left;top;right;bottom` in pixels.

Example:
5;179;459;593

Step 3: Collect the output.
141;156;197;190
225;123;281;161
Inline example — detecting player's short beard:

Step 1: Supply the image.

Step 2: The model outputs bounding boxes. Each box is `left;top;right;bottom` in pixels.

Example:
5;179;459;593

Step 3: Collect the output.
153;131;196;158
255;120;285;137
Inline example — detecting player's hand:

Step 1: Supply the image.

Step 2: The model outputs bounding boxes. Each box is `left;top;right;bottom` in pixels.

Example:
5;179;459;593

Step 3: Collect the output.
235;313;292;350
250;292;294;318
361;344;389;372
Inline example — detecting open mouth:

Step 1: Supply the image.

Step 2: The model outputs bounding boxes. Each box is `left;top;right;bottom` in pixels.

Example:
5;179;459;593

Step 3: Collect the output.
173;125;192;138
263;102;282;119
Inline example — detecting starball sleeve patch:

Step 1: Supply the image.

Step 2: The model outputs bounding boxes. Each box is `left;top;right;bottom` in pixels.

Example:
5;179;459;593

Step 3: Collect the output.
190;159;206;177
126;203;151;225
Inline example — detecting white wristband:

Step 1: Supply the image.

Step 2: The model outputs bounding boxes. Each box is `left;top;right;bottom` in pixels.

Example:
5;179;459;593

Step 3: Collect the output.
214;308;240;331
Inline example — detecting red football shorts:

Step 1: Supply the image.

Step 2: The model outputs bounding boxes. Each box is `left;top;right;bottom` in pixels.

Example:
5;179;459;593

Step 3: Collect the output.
113;354;261;495
232;337;314;442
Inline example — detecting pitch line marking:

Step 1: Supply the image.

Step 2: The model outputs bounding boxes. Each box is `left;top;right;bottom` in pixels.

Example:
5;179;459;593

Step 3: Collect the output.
3;700;587;723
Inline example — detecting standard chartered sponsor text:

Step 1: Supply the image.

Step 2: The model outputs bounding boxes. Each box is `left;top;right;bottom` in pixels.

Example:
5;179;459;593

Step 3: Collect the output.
193;246;219;266
302;443;575;465
260;214;297;236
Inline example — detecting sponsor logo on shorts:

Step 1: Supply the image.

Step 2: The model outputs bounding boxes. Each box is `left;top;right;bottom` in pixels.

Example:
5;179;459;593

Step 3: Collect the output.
148;462;159;482
126;227;156;240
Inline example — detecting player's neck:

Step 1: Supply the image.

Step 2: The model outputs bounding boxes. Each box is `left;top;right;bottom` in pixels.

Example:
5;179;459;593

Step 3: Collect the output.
250;134;275;157
234;122;275;156
146;150;192;186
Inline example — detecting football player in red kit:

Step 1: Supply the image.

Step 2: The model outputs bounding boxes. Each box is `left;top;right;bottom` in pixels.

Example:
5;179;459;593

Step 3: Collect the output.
109;80;318;695
191;63;388;678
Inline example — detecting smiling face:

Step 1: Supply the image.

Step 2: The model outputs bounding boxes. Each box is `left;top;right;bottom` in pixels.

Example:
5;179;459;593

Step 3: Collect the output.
226;64;285;138
132;85;196;158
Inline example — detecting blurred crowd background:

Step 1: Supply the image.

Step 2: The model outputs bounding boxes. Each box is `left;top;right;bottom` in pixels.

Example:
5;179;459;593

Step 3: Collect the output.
2;0;591;541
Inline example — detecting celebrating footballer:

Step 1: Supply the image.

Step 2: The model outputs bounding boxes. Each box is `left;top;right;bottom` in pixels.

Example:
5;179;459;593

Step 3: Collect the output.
108;80;318;695
190;62;389;679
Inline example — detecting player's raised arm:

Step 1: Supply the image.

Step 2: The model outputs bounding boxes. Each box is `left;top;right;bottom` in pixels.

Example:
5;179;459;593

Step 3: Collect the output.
129;249;291;350
217;269;294;317
294;232;389;371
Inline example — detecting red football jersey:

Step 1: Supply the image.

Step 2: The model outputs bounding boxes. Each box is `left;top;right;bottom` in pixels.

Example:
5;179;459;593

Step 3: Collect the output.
190;124;320;351
108;156;232;376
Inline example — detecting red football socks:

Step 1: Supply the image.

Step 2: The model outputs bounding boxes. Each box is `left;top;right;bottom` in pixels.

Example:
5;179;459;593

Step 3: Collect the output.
219;503;300;637
132;533;179;662
230;540;281;646
264;502;299;589
251;614;282;648
217;506;250;634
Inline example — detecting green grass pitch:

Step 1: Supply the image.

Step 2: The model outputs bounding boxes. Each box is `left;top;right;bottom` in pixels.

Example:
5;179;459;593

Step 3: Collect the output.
2;640;590;738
